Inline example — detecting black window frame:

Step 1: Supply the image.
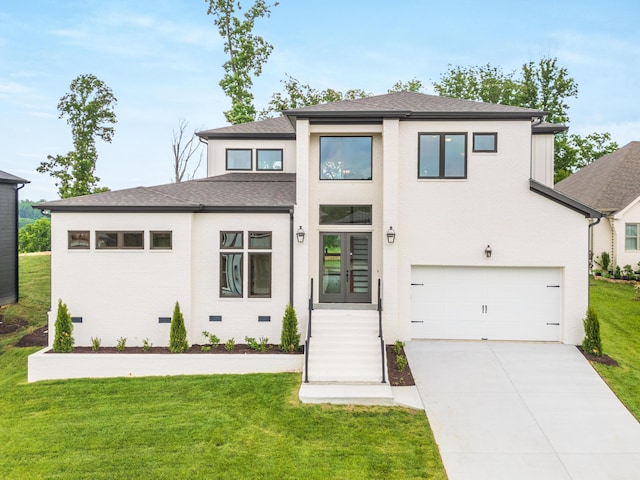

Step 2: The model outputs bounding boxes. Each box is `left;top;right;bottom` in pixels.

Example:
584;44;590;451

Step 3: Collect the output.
249;231;272;249
319;205;373;225
248;252;272;298
225;148;252;171
319;136;373;181
68;230;90;249
220;252;244;298
220;231;243;249
150;231;172;250
256;149;283;171
96;231;144;250
472;132;498;153
418;132;468;179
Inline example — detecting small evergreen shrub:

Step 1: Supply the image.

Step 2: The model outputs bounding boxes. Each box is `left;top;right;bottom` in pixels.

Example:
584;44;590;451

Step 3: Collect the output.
53;299;74;352
258;336;270;352
393;340;405;356
202;331;220;347
396;354;408;371
169;301;189;353
623;264;634;278
600;251;611;272
116;337;127;351
200;345;211;352
245;336;259;350
280;304;300;352
582;306;603;356
224;338;235;352
614;265;622;280
142;338;152;352
91;336;101;351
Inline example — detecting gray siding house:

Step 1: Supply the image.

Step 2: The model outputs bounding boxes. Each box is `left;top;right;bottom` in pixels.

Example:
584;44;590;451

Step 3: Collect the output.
0;170;29;306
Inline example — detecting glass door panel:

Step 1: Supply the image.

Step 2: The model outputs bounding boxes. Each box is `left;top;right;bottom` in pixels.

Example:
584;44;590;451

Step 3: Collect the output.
319;233;371;303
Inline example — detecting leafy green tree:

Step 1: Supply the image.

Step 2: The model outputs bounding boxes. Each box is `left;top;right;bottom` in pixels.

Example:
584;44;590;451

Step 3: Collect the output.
555;132;619;183
169;301;189;353
18;217;51;253
37;74;117;198
260;74;372;118
18;199;45;220
53;299;74;352
206;0;277;124
433;64;520;105
280;303;300;352
582;306;602;356
387;78;424;93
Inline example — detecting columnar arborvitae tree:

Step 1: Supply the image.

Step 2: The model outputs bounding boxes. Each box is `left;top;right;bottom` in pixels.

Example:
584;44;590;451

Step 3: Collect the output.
169;301;189;353
582;306;603;356
53;299;74;352
280;304;300;352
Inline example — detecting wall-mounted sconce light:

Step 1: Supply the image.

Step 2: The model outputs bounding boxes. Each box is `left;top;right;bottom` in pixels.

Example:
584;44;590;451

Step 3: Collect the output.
485;245;492;258
296;226;305;243
386;226;396;244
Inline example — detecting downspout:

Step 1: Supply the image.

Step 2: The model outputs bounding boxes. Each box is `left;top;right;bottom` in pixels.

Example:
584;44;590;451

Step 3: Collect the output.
289;208;294;305
15;183;26;303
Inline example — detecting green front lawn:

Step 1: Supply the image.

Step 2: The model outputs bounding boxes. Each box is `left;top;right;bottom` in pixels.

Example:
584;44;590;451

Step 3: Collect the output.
0;255;445;480
589;279;640;420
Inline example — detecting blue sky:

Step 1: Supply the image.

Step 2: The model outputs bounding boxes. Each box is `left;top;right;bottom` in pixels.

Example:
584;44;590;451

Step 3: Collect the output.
1;0;638;200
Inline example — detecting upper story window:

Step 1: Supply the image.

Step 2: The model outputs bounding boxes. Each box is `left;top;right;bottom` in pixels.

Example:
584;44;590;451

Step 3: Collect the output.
226;149;252;170
256;149;283;171
473;133;497;153
418;133;467;179
626;224;640;250
320;136;372;180
319;205;372;225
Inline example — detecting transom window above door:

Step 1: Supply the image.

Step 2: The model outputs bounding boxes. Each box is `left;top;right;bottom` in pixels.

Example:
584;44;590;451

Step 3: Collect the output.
418;133;467;179
320;136;372;180
319;205;372;225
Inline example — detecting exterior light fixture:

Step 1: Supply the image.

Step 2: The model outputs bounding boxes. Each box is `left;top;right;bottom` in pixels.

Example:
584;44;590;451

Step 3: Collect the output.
386;226;396;244
296;226;305;243
485;245;492;258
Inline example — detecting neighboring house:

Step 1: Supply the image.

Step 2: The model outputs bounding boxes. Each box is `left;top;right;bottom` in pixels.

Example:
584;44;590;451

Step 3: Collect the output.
556;141;640;272
0;170;29;306
37;92;600;382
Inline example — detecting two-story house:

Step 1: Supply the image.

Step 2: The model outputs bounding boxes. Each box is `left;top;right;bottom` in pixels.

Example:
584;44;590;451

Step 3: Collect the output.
37;92;600;383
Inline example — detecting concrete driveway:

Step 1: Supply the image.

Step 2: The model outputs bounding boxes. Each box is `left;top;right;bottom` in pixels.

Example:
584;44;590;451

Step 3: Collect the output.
405;340;640;480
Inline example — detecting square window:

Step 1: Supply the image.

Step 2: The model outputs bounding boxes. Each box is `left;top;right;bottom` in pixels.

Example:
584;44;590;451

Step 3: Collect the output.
96;232;118;249
418;133;467;179
151;231;172;249
68;231;90;249
625;224;639;250
220;252;243;297
226;149;252;170
249;252;271;297
249;232;272;249
257;149;283;171
220;231;243;249
320;136;372;180
123;232;144;248
473;133;497;152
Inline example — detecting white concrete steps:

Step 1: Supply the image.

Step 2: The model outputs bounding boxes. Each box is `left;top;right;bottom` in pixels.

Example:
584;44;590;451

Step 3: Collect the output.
300;309;392;404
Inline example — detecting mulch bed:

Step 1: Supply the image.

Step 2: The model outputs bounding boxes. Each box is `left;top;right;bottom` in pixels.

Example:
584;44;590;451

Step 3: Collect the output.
577;345;619;367
0;315;28;335
47;344;301;354
386;344;415;386
15;325;49;347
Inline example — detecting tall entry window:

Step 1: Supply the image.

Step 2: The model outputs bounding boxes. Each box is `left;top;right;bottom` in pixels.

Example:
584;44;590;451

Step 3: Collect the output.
418;133;467;179
320;136;372;180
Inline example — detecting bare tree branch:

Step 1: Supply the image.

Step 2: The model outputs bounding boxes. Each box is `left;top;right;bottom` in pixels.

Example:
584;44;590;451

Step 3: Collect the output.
172;119;203;182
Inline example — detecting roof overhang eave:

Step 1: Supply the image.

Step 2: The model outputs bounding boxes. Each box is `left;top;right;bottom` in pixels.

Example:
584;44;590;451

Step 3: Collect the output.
529;179;603;218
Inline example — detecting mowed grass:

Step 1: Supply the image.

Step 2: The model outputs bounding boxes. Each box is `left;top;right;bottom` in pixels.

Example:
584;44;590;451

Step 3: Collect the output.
0;254;50;352
0;255;446;480
590;279;640;420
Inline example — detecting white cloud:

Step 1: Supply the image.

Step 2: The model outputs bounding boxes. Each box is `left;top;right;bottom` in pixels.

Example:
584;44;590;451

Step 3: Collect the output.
0;80;30;96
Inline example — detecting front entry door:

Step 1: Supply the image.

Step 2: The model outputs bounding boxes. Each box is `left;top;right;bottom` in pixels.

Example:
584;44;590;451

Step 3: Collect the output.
320;232;371;303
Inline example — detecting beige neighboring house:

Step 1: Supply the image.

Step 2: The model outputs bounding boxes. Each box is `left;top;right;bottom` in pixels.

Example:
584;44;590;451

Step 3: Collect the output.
556;141;640;273
35;92;602;384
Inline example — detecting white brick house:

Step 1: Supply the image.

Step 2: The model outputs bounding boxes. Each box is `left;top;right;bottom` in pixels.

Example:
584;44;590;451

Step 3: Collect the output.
37;92;600;382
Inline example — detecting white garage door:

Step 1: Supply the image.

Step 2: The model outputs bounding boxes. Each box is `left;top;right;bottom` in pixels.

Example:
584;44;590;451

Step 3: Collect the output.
411;266;561;341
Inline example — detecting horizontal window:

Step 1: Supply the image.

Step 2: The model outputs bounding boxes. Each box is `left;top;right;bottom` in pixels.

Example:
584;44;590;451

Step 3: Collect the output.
220;252;243;297
473;133;497;152
226;149;252;170
319;205;372;225
96;231;144;249
418;133;467;179
151;231;172;249
257;149;283;171
320;136;372;180
249;231;272;249
220;231;243;249
249;252;271;298
68;231;90;249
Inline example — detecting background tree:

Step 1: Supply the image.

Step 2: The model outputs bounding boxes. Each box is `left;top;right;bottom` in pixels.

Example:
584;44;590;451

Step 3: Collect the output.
387;78;424;93
206;0;277;125
433;57;617;182
37;74;117;198
18;217;51;253
172;119;203;182
18;199;45;228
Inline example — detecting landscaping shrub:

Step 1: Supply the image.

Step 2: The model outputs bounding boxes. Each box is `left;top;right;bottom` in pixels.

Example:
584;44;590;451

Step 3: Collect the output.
599;251;611;272
280;304;300;352
53;299;74;352
582;305;603;356
169;301;189;353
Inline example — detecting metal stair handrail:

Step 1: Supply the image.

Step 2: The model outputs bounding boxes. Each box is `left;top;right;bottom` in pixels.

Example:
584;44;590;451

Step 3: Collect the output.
304;278;313;383
378;278;386;384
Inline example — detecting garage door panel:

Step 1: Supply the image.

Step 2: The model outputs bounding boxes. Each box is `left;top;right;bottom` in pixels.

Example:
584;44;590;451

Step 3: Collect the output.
411;266;561;342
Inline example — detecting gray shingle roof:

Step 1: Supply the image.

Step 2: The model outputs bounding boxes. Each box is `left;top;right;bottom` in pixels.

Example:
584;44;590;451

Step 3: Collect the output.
555;142;640;213
0;170;29;184
37;173;296;212
197;92;549;138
